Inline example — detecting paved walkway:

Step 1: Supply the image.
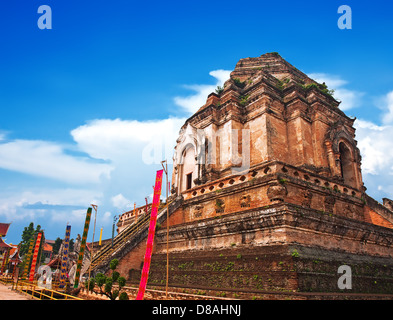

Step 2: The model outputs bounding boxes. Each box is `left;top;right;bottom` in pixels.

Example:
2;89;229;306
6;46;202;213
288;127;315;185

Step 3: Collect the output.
0;283;32;300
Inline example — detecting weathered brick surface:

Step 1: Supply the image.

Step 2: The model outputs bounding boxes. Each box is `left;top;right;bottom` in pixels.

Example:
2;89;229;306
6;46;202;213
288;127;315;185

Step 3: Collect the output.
114;237;151;278
111;53;393;297
155;204;393;257
106;204;393;295
172;53;363;194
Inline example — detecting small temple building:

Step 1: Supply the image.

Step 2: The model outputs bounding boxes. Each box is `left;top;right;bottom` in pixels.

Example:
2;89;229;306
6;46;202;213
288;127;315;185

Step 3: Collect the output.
117;201;153;234
0;223;17;274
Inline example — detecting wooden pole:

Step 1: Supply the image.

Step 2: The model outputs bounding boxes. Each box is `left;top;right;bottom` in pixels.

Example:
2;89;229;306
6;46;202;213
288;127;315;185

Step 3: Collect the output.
145;198;148;215
87;204;97;294
161;160;169;299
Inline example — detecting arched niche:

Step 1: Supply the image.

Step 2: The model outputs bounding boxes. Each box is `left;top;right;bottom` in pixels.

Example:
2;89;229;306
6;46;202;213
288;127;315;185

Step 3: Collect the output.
338;140;357;188
173;122;212;194
324;122;362;190
178;144;197;192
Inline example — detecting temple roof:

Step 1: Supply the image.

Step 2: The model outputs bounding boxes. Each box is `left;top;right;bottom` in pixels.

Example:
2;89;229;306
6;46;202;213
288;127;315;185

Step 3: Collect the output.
43;242;53;252
193;52;340;116
0;238;11;248
47;257;61;268
9;246;21;263
230;52;312;83
0;223;11;237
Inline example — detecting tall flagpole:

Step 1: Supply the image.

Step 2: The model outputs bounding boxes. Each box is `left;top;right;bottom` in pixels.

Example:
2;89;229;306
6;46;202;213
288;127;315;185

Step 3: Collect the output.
87;204;97;294
112;215;118;248
136;169;163;300
161;160;169;299
59;224;71;290
29;231;43;282
21;237;35;280
74;207;92;289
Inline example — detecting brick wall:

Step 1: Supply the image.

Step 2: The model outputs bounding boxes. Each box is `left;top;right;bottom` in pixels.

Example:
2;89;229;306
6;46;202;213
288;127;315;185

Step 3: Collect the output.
364;207;393;228
113;235;156;280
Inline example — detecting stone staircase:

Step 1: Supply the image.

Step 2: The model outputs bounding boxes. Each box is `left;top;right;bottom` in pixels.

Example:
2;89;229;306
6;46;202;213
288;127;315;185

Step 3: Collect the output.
90;197;183;275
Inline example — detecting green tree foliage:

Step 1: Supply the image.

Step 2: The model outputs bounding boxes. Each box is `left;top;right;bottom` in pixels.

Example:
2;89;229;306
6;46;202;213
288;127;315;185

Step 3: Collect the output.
69;238;74;252
302;82;335;97
19;222;43;256
18;222;46;270
85;259;129;300
53;237;62;255
20;223;34;256
232;78;246;89
215;85;224;95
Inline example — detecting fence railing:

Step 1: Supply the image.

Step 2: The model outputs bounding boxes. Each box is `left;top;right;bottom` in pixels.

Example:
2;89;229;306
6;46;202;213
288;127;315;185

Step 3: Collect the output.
9;279;83;300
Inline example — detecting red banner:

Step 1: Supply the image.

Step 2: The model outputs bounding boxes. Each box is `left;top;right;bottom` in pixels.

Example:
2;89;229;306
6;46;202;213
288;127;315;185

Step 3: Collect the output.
136;169;163;300
29;232;43;281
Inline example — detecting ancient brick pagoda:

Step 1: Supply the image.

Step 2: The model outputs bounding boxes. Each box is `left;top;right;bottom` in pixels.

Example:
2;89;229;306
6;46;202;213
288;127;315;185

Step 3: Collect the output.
114;53;393;298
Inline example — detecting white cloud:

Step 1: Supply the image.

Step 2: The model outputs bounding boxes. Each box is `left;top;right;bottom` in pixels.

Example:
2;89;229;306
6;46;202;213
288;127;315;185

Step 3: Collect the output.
1;69;231;242
71;117;186;165
0;186;113;243
354;91;393;185
210;69;232;84
0;139;113;184
354;90;393;201
308;73;364;111
382;91;393;125
102;211;112;220
355;119;393;175
111;193;132;210
0;188;102;222
69;117;184;217
0;69;228;190
174;69;231;114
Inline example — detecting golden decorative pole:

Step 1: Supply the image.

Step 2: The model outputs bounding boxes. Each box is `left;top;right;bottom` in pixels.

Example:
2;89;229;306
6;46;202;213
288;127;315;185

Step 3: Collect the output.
99;227;103;246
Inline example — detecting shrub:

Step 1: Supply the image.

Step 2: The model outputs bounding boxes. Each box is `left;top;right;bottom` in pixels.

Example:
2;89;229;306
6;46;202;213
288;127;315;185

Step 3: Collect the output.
302;82;334;97
239;94;249;106
85;259;129;300
233;78;246;89
215;85;224;95
291;249;299;258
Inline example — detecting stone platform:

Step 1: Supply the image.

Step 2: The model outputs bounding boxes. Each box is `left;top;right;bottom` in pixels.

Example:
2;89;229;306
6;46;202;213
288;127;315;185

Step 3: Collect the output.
125;203;393;296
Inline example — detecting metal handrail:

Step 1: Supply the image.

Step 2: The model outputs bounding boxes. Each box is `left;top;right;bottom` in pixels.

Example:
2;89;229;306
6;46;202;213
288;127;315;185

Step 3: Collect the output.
12;280;83;300
91;201;172;271
93;212;151;260
90;210;154;269
0;275;13;285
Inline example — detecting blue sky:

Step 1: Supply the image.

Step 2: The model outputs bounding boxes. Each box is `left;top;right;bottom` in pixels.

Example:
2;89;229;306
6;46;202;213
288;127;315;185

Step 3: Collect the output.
1;0;393;244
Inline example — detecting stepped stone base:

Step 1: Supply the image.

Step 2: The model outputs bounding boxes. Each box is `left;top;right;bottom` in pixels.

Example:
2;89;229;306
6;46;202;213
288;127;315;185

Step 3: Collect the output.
128;245;393;296
124;203;393;297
